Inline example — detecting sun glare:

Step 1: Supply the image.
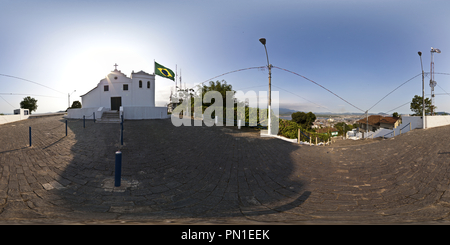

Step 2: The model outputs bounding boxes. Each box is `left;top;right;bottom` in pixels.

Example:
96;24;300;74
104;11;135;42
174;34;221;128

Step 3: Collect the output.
63;45;149;99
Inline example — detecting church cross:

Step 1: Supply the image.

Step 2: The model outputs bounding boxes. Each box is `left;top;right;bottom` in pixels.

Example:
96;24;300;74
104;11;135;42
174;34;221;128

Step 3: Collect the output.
114;63;118;71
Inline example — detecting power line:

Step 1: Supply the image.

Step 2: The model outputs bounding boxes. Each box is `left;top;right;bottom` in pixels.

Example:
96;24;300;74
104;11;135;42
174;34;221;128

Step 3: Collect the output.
367;73;421;112
0;74;65;94
383;101;411;114
0;93;64;98
436;84;450;97
0;95;15;108
272;66;365;112
271;85;336;113
199;66;266;86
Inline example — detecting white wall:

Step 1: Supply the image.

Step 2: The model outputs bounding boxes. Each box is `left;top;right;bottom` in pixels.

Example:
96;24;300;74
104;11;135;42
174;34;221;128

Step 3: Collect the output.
0;109;30;125
426;115;450;128
81;70;155;109
0;114;29;125
66;106;168;120
123;107;168;119
402;116;423;129
131;73;155;107
66;107;105;119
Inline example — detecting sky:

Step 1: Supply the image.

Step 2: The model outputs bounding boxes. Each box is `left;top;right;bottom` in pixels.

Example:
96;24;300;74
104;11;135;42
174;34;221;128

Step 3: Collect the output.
1;0;450;115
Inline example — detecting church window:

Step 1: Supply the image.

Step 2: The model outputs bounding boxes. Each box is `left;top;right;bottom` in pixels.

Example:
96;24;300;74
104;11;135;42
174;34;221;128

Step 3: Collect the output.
139;80;142;88
123;84;128;91
104;85;109;91
147;81;150;89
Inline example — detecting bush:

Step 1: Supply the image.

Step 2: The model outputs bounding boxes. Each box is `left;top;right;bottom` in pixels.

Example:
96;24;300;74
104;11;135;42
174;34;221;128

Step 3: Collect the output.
278;118;332;143
278;119;300;139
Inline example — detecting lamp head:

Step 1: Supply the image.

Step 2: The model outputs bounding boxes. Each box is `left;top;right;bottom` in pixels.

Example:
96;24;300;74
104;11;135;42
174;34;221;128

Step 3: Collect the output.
418;51;422;56
259;38;266;45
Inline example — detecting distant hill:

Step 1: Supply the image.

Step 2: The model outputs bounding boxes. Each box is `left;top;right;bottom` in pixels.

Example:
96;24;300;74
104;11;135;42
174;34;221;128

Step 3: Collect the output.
277;108;420;116
278;108;369;116
278;108;298;115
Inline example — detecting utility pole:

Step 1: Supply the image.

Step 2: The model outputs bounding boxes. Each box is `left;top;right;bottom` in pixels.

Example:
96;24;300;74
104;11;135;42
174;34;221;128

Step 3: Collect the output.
68;90;76;109
418;51;425;129
365;110;368;139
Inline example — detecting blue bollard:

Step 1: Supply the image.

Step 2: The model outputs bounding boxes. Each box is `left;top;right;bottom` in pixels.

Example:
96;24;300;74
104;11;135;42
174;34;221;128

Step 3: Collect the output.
115;151;122;187
120;122;123;145
29;127;32;146
83;115;85;128
65;120;68;136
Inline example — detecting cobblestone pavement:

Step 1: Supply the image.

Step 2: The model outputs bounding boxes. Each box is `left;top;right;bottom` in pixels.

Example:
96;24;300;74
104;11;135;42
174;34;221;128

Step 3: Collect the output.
1;115;450;224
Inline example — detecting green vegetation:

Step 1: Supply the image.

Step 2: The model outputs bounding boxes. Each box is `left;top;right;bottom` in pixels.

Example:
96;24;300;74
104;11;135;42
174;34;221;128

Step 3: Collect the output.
20;96;38;114
278;119;300;139
410;95;433;116
71;100;82;109
291;111;316;129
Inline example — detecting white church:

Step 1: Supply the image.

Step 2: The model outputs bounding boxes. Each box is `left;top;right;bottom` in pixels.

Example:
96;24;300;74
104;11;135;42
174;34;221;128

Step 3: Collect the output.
66;64;168;122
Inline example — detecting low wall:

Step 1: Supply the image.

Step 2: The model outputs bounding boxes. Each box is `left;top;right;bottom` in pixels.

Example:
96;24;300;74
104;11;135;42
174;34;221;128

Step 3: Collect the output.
426;115;450;129
401;116;423;130
66;108;103;119
123;106;169;119
0;114;30;125
67;107;169;120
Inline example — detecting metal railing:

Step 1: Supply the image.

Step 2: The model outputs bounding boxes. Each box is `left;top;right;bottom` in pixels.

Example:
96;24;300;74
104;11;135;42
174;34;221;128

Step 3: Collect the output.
383;122;411;138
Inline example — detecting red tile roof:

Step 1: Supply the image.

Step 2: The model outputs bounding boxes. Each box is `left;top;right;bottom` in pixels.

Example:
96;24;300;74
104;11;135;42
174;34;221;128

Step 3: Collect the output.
357;115;399;126
379;117;400;124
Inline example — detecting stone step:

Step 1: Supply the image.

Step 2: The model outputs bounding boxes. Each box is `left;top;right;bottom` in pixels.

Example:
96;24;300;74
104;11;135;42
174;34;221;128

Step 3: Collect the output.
98;111;121;123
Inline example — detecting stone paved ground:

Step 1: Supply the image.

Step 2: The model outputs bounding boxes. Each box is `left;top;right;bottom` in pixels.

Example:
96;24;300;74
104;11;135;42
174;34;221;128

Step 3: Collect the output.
1;115;450;224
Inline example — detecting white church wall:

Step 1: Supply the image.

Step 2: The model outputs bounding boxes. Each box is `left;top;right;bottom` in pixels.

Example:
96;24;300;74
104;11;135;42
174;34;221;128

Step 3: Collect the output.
82;85;101;109
74;67;163;120
131;74;155;107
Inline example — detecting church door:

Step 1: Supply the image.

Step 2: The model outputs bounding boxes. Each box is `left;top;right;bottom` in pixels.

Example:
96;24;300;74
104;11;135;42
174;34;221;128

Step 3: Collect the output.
111;97;122;111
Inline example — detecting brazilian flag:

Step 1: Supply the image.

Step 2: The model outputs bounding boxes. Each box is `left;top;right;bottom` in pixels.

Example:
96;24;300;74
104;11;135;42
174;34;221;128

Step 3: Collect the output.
154;62;175;81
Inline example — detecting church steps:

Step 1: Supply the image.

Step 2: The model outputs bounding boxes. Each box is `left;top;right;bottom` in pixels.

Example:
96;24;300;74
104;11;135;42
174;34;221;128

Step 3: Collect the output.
97;111;121;123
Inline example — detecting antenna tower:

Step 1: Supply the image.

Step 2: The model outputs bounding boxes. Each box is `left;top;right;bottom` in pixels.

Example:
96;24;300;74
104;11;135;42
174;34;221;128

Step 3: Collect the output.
430;47;441;115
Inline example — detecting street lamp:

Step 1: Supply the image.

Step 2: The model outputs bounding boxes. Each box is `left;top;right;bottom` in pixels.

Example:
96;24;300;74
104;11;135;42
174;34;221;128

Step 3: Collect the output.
68;90;76;109
259;38;272;135
418;51;425;129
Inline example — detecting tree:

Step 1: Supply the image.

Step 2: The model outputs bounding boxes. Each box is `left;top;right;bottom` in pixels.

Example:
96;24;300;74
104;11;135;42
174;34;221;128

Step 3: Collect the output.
71;100;82;109
20;96;38;114
392;112;399;118
191;80;235;117
335;122;348;136
291;111;316;129
200;80;234;108
410;95;433;116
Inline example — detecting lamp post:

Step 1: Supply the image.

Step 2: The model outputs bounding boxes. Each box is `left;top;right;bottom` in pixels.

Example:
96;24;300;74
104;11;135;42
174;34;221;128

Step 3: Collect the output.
418;51;425;129
259;38;272;135
68;90;76;109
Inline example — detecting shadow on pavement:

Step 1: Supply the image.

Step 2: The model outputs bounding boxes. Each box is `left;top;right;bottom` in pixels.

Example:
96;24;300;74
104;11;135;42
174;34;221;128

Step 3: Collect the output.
55;118;318;222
